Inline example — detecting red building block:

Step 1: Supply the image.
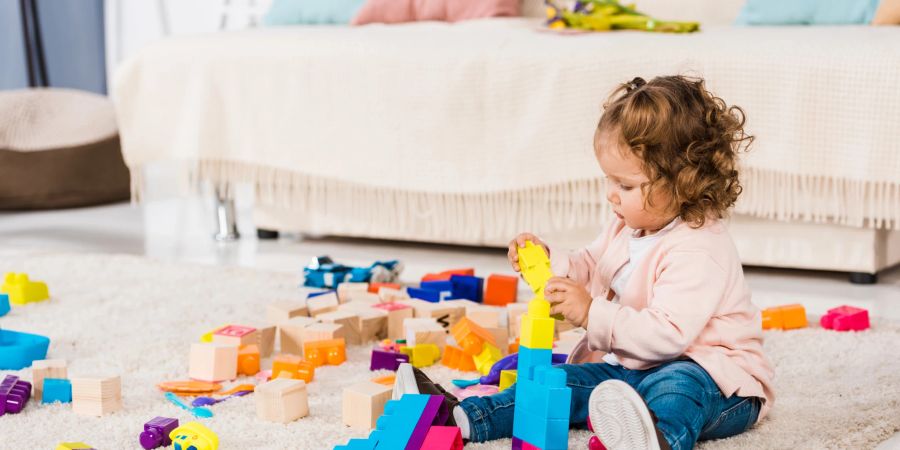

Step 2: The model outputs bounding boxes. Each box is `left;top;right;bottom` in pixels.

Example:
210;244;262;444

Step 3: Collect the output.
820;305;870;331
484;274;518;306
421;426;463;450
422;269;475;282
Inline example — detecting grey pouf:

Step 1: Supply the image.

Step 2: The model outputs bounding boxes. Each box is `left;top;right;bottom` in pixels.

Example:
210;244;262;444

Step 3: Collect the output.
0;88;130;210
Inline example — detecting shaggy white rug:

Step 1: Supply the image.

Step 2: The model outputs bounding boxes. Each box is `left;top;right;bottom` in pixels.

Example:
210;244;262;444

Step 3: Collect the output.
1;253;899;450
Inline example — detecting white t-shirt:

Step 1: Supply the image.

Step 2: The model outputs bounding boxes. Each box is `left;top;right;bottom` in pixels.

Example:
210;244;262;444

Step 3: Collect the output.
603;218;680;366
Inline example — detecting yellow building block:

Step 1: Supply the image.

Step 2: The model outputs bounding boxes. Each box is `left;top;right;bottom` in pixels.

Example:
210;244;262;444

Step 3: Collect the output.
473;343;501;376
520;300;555;350
170;421;219;450
56;444;93;450
516;241;554;301
499;370;518;392
2;273;49;305
400;343;441;368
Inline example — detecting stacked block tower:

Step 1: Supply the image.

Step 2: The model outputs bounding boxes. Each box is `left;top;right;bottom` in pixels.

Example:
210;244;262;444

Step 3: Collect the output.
512;242;572;450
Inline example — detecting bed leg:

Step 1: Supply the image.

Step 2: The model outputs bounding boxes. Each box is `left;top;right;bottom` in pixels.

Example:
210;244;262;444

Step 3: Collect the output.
213;186;240;242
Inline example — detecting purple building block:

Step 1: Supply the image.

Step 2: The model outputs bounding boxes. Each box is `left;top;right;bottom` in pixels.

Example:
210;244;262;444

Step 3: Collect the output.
139;416;179;449
0;375;32;416
407;395;444;450
370;349;410;371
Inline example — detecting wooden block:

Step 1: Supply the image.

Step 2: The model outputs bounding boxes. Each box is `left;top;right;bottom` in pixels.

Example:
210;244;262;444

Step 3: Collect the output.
378;287;410;303
212;325;259;347
307;292;340;316
403;318;447;348
342;380;393;430
279;316;318;355
256;378;309;423
401;299;465;330
355;307;389;342
467;307;502;329
71;375;122;416
373;302;414;340
31;359;67;401
339;295;381;310
254;324;277;358
485;327;510;356
189;342;238;382
301;322;347;343
507;302;529;339
317;310;362;345
337;282;370;303
267;301;308;324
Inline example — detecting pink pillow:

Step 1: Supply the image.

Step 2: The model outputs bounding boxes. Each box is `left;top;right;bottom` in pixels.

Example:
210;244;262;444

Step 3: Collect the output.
351;0;520;25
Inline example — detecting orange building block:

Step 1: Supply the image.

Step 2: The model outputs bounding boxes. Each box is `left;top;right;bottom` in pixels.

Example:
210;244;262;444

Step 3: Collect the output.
762;304;808;330
441;345;477;372
371;374;396;386
237;345;260;376
450;317;497;356
368;282;401;294
422;268;475;282
303;338;347;367
271;354;315;383
484;274;518;306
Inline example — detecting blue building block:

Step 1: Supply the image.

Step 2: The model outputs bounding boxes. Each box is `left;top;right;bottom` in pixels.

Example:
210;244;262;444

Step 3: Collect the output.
0;294;9;317
0;329;50;370
516;346;552;382
449;275;484;303
406;287;442;303
332;394;441;450
334;439;377;450
42;378;72;404
419;281;454;300
512;371;571;449
308;290;337;299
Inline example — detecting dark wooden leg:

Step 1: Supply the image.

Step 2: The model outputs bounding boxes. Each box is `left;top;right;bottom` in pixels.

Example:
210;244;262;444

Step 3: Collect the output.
848;272;877;285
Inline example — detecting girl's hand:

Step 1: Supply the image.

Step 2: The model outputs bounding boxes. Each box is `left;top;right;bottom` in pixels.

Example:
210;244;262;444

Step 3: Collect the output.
507;232;550;272
545;276;592;328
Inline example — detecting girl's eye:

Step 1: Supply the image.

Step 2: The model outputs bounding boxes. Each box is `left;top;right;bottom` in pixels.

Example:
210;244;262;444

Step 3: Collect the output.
619;184;633;191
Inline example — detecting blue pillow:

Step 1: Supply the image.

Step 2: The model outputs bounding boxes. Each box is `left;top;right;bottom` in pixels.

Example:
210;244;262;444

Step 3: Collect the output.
735;0;882;25
263;0;367;25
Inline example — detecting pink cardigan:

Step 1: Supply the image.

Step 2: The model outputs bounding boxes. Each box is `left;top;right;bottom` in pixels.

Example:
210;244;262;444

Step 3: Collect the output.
551;217;775;421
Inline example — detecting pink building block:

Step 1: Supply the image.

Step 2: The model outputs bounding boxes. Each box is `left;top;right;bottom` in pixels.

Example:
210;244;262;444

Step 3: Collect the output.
820;305;870;331
420;426;463;450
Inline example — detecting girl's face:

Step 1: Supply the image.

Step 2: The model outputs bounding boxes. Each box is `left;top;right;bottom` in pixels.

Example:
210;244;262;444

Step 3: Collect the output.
595;130;678;235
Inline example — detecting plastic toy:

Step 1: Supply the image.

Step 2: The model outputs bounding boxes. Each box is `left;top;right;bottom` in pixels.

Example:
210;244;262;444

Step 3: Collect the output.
499;370;518;392
370;349;410;371
0;375;31;416
42;378;72;404
368;282;401;293
55;443;94;450
0;293;9;316
140;416;179;449
156;380;221;395
32;359;67;401
334;394;442;450
256;378;308;423
237;344;260;376
169;421;219;450
303;256;402;289
448;275;484;303
422;268;475;282
400;343;441;368
303;338;347;367
191;389;251;407
420;280;455;299
72;375;122;416
271;354;315;383
761;304;808;330
407;286;443;303
1;272;49;305
451;317;497;356
821;305;870;331
342;380;393;430
545;0;699;33
189;343;238;382
421;426;464;450
520;300;555;349
0;328;50;369
199;325;227;343
165;392;213;418
485;274;518;306
441;345;477;372
451;383;499;400
371;374;396;386
473;343;502;376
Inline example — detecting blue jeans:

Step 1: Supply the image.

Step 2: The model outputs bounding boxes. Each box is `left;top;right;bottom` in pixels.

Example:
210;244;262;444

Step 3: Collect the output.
458;360;760;450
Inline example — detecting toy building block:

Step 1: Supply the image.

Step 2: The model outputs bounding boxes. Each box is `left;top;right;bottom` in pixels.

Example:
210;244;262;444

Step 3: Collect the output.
271;354;315;383
467;306;503;329
237;345;260;376
450;317;498;356
473;343;502;375
407;286;443;303
342;380;393;430
252;324;276;358
821;305;870;331
371;374;396;386
1;375;32;416
441;345;477;372
400;343;441;368
499;370;518;392
267;301;308;324
0;293;9;317
71;375;122;416
378;286;410;303
200;325;227;343
303;338;347;367
32;358;67;401
761;304;808;330
402;299;466;330
0;328;50;370
256;378;309;423
140;416;179;449
1;272;50;305
169;421;219;450
355;307;389;342
450;275;484;303
42;378;72;403
212;324;259;348
374;302;414;339
517;241;554;300
334;394;442;450
189;343;238;382
485;274;519;306
421;280;455;298
520;300;555;350
421;426;464;450
513;365;571;450
279;316;318;356
369;282;401;294
317;310;363;345
422;268;475;282
486;326;510;356
307;291;340;316
302;322;347;343
370;349;410;371
404;317;447;348
338;282;371;303
507;302;530;338
55;443;94;450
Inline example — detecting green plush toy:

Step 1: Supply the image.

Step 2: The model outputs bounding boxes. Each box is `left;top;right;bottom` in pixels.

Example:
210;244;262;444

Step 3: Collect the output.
546;0;700;33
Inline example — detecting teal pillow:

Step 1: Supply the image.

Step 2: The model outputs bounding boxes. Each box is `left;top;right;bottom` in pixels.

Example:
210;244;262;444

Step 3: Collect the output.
736;0;882;25
263;0;367;25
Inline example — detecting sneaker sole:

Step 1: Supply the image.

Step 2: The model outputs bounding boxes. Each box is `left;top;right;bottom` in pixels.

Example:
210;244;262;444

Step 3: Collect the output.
391;363;419;400
588;380;661;450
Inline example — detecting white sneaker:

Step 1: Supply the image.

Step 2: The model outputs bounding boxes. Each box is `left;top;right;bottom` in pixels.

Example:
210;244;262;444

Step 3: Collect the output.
391;363;420;400
588;380;665;450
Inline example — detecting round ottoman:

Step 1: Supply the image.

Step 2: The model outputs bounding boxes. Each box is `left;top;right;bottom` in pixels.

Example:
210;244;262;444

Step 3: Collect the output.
0;88;130;210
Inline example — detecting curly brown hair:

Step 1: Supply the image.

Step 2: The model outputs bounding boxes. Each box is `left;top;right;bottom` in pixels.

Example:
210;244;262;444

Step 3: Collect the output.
595;75;753;228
